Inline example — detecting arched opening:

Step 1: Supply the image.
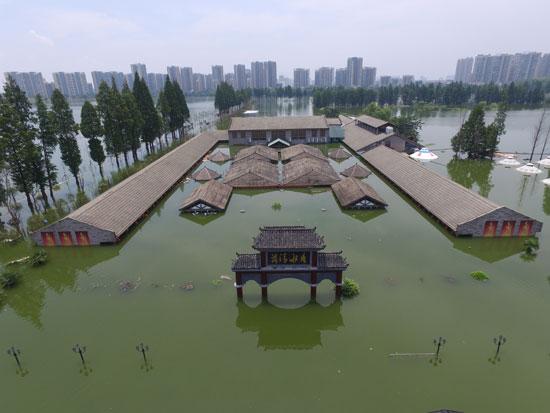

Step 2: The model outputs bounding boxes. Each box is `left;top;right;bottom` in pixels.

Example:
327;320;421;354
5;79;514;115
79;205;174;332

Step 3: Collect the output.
265;278;310;309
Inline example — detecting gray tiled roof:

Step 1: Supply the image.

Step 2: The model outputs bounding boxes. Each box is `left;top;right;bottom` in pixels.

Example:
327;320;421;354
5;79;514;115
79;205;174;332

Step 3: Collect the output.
362;146;500;230
63;130;227;237
253;226;326;250
343;121;393;152
231;253;261;271
318;252;349;270
229;116;328;131
180;180;232;211
332;177;386;207
356;114;391;129
341;163;372;178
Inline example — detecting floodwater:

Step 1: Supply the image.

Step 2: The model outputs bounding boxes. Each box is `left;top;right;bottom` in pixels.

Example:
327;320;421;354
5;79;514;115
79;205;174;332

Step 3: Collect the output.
1;98;549;412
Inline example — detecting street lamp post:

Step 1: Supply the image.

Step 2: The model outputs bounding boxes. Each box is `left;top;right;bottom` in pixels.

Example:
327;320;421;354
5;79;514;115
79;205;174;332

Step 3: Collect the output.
7;346;22;368
433;337;446;359
493;335;507;356
136;343;149;364
72;344;87;366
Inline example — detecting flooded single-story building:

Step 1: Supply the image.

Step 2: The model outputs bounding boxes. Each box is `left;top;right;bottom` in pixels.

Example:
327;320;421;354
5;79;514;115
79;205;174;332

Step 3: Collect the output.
180;180;233;213
332;177;387;209
343;115;416;153
228;116;330;146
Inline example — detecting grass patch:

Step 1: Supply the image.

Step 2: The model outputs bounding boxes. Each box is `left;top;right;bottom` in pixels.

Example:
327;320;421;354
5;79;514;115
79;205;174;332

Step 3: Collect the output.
30;249;48;267
341;278;360;298
0;271;21;289
470;271;489;281
271;202;282;210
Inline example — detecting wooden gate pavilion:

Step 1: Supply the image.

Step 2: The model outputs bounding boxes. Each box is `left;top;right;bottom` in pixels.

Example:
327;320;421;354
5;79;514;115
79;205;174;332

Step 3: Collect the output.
232;226;348;300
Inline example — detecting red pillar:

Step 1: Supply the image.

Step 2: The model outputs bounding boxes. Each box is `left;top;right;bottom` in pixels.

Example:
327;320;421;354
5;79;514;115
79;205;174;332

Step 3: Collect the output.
335;271;343;299
310;271;317;300
261;272;268;300
235;272;243;299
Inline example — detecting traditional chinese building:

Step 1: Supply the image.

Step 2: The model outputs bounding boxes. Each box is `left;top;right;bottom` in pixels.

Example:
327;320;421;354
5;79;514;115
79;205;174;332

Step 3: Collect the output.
231;226;348;300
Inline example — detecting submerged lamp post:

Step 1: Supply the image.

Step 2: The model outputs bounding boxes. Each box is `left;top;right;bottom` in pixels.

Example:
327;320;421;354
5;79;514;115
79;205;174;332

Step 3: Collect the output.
433;337;446;359
7;346;22;368
136;343;149;364
493;335;507;356
72;344;87;365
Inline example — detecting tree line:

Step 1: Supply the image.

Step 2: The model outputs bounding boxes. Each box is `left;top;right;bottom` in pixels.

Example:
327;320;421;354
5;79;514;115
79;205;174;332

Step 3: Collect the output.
214;82;250;113
312;80;549;108
0;74;190;238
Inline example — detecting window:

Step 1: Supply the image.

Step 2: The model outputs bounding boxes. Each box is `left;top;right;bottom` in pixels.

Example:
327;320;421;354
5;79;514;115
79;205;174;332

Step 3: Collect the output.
252;130;265;140
76;231;90;246
272;130;286;140
483;221;498;237
518;220;533;236
319;129;326;137
291;129;306;139
41;232;56;246
311;129;318;138
58;231;73;246
500;221;515;237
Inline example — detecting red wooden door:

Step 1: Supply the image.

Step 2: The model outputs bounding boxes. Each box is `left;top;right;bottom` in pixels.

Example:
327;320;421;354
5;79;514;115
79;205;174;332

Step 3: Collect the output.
483;221;498;237
41;232;56;246
518;220;533;237
500;221;515;237
75;231;90;246
58;232;73;246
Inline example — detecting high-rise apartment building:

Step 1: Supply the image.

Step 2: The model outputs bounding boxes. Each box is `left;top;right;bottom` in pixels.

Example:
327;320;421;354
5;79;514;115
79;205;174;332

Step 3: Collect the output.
464;52;543;84
265;61;277;88
205;74;213;91
402;75;415;85
211;65;224;89
147;73;166;96
167;66;183;87
193;73;206;92
535;54;550;79
379;76;392;87
507;52;541;82
91;71;126;92
335;68;347;87
454;57;474;83
130;63;147;80
4;72;48;97
293;68;310;88
361;67;377;88
250;61;265;89
346;57;363;87
181;67;194;93
233;64;247;90
314;67;334;87
52;72;91;97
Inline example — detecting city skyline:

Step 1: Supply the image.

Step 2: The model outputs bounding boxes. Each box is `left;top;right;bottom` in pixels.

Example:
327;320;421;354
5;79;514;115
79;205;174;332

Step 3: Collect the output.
2;0;550;84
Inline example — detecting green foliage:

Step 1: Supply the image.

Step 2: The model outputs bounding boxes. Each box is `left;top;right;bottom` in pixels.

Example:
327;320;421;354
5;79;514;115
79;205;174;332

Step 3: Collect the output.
35;94;58;194
30;249;48;267
132;74;161;147
51;89;82;188
215;82;242;113
71;191;90;210
446;158;494;197
0;271;20;289
470;271;489;281
451;104;507;159
341;278;360;298
521;237;540;262
81;101;106;178
271;202;282;210
121;82;144;158
97;179;111;194
26;204;68;232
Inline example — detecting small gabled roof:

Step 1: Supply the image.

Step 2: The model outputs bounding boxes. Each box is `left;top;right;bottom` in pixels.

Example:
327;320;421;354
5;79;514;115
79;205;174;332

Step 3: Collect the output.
223;159;279;187
343;121;393;152
191;167;221;181
326;117;342;126
233;145;279;163
318;252;349;270
180;180;232;211
208;151;230;163
328;148;351;160
280;144;327;162
341;163;372;178
252;226;326;250
356;114;391;129
282;158;340;186
332;177;387;208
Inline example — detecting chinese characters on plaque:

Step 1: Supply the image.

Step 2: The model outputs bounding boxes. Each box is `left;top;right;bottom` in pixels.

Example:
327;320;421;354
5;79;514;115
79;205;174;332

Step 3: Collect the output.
267;251;310;265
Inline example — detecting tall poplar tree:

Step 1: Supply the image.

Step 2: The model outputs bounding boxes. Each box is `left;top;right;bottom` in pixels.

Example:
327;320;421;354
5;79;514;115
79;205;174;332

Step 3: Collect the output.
0;77;39;213
121;83;143;162
172;81;190;138
132;75;161;155
50;89;82;190
80;101;106;179
35;94;58;201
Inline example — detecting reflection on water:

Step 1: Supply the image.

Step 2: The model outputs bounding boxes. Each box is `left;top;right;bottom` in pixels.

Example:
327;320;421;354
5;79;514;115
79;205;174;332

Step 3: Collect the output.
452;237;525;263
251;96;313;117
341;208;387;223
446;158;494;198
235;301;343;350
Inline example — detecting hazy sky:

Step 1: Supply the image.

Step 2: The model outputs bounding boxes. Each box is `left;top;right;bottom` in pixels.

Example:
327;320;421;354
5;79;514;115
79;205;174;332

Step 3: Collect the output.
1;0;549;82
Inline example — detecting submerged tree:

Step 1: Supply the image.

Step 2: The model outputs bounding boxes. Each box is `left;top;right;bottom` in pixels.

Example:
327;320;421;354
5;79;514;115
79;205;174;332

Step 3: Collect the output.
50;89;82;190
80;101;106;179
0;77;39;213
214;82;238;114
132;74;161;155
451;104;507;159
35;95;58;202
121;83;143;162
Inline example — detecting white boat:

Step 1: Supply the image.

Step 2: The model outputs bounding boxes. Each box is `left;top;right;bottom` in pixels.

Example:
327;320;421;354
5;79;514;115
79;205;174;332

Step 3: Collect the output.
542;178;550;186
498;155;521;167
516;163;542;175
537;156;550;168
410;148;438;162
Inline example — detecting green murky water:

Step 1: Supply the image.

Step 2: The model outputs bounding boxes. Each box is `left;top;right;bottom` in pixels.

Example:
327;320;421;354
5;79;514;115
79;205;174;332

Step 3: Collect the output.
1;103;550;412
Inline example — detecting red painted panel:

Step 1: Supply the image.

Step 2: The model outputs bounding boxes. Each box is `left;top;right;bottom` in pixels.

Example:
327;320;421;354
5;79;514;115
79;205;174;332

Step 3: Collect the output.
75;231;90;246
518;220;533;237
483;221;498;237
41;232;56;246
58;231;73;246
500;221;515;237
